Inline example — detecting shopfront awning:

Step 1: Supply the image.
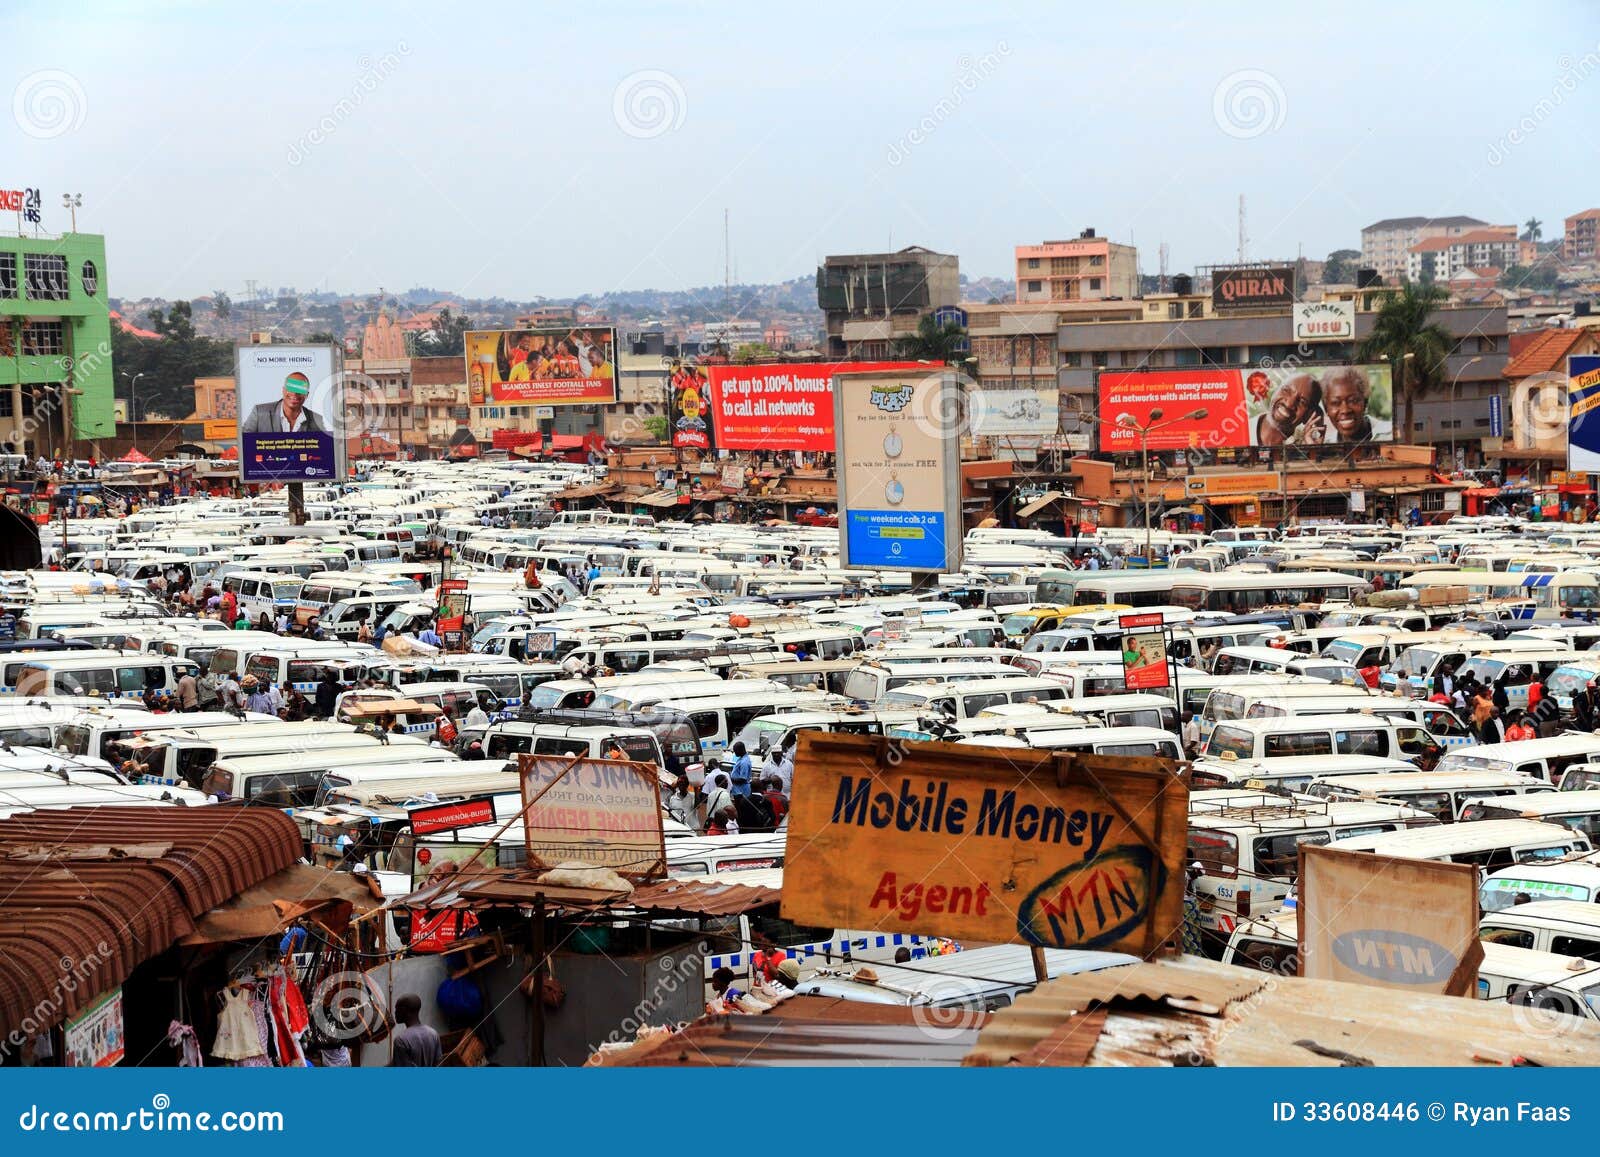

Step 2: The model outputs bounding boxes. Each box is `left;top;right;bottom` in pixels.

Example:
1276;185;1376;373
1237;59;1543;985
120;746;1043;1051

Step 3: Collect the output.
1203;494;1264;507
632;489;684;508
1017;491;1066;518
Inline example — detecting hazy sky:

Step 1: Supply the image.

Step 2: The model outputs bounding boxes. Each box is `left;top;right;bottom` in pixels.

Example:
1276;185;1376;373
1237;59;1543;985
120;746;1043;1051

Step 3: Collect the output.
6;1;1599;302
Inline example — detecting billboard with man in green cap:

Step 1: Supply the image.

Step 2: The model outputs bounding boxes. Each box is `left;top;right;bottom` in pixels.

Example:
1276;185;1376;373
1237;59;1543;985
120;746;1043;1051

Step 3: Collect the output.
236;343;343;483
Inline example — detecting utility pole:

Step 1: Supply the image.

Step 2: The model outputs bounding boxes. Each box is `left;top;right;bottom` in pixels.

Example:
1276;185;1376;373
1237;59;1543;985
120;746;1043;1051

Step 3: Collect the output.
1237;195;1248;264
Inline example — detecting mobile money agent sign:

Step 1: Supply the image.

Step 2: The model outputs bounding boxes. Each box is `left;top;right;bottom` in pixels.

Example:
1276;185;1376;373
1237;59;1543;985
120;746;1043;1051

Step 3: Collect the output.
782;732;1188;952
1297;844;1483;995
834;369;963;573
517;753;667;881
236;343;345;483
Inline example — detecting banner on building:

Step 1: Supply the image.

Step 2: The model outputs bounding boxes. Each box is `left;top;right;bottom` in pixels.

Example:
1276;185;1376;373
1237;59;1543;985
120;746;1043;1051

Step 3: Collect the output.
518;754;666;881
63;987;125;1068
1098;364;1393;452
1568;354;1600;473
667;360;713;450
706;360;923;452
464;326;617;406
968;384;1060;436
835;369;963;572
782;732;1188;952
1298;845;1483;995
1292;300;1356;342
236;343;345;484
1212;265;1296;312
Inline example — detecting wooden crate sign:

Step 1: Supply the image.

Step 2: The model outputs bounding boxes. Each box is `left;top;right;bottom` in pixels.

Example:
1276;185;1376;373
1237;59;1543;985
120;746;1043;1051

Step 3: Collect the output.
782;733;1188;955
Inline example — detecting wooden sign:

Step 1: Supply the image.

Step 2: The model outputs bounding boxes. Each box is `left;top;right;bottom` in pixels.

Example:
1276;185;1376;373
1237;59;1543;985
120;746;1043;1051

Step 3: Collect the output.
517;754;667;881
782;733;1188;954
1298;845;1483;995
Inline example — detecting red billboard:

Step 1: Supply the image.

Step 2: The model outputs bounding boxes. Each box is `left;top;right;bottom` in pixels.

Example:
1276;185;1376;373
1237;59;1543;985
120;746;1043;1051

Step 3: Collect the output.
706;361;923;452
1098;365;1394;452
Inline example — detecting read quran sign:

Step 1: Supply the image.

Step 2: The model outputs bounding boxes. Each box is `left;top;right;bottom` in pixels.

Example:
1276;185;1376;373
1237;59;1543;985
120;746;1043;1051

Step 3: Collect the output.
781;732;1187;953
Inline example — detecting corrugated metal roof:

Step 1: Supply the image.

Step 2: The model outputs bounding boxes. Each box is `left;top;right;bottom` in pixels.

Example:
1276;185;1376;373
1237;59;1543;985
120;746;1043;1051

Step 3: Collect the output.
595;996;984;1067
970;955;1600;1067
0;805;302;1036
626;877;780;917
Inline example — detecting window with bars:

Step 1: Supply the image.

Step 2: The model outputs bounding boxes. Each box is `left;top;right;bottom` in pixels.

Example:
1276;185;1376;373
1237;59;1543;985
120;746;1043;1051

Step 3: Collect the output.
0;252;16;299
81;260;98;296
21;320;63;356
23;253;68;300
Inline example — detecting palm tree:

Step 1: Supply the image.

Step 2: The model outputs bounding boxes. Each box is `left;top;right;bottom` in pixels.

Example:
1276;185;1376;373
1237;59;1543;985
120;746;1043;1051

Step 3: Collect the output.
1524;217;1543;243
896;314;968;364
1359;282;1453;443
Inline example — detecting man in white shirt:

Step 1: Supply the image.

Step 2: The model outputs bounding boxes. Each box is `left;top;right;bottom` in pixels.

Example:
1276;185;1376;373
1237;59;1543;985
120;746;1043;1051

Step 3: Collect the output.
241;371;325;434
464;703;491;730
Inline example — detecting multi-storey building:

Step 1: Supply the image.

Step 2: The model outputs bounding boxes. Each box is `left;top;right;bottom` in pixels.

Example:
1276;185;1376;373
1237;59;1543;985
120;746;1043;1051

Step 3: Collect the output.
1014;231;1138;304
1360;216;1487;282
0;226;112;456
1406;227;1532;282
816;246;959;359
1564;209;1600;263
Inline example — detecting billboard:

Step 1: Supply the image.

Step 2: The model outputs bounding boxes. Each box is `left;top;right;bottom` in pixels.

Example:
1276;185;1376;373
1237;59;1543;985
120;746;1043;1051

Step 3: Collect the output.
517;753;666;881
781;732;1188;953
236;343;345;484
706;360;922;452
1098;364;1393;452
1568;354;1600;473
463;326;617;406
835;369;962;572
1212;264;1296;311
1292;300;1356;342
969;384;1060;436
1118;612;1170;690
1298;845;1482;995
667;360;713;450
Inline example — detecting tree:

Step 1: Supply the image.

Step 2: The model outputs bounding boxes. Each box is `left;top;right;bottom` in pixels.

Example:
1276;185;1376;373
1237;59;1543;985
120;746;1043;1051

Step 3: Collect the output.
1499;263;1559;291
213;291;231;321
733;341;775;364
1358;282;1452;444
112;302;234;420
1323;248;1361;286
411;307;473;358
1523;217;1543;242
895;314;969;364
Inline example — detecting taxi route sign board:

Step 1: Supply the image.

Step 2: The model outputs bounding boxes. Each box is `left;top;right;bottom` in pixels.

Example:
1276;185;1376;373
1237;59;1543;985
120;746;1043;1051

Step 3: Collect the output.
782;732;1188;954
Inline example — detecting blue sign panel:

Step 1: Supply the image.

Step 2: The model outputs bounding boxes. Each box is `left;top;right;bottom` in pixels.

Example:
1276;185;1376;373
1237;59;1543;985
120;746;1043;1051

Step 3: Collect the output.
1569;354;1600;473
846;509;948;569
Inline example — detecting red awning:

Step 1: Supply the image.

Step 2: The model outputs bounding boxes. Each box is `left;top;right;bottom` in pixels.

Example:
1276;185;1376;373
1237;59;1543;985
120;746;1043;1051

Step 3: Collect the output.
219;445;239;460
1463;486;1500;497
491;430;541;450
550;434;584;450
118;447;152;464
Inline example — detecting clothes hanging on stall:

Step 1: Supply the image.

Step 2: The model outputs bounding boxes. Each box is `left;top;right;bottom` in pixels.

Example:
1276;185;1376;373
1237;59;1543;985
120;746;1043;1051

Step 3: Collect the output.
167;1022;203;1068
211;987;266;1062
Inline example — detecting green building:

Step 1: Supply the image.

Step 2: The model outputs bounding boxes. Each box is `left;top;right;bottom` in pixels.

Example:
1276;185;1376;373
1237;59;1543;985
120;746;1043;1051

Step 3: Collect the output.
1;231;114;456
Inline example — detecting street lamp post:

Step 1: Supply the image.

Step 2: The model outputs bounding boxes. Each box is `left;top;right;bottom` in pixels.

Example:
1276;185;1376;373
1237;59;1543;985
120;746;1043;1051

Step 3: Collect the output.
60;193;82;233
120;372;145;451
1117;407;1209;565
1449;355;1484;467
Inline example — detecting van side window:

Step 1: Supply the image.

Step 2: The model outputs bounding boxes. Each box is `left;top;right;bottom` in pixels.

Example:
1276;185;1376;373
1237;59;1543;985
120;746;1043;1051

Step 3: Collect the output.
1480;927;1535;949
689;712;719;740
1551;935;1600;962
533;737;588;757
1335;729;1384;757
1253;831;1330;877
1266;732;1333;758
67;667;117;696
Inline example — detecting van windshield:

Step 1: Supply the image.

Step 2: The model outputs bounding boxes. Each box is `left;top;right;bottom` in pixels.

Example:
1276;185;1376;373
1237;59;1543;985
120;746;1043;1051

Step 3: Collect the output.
1480;877;1593;912
1207;725;1253;758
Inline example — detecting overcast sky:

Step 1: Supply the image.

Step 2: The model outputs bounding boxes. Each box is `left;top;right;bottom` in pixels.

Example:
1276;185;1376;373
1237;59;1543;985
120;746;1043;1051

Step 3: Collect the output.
6;1;1599;302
